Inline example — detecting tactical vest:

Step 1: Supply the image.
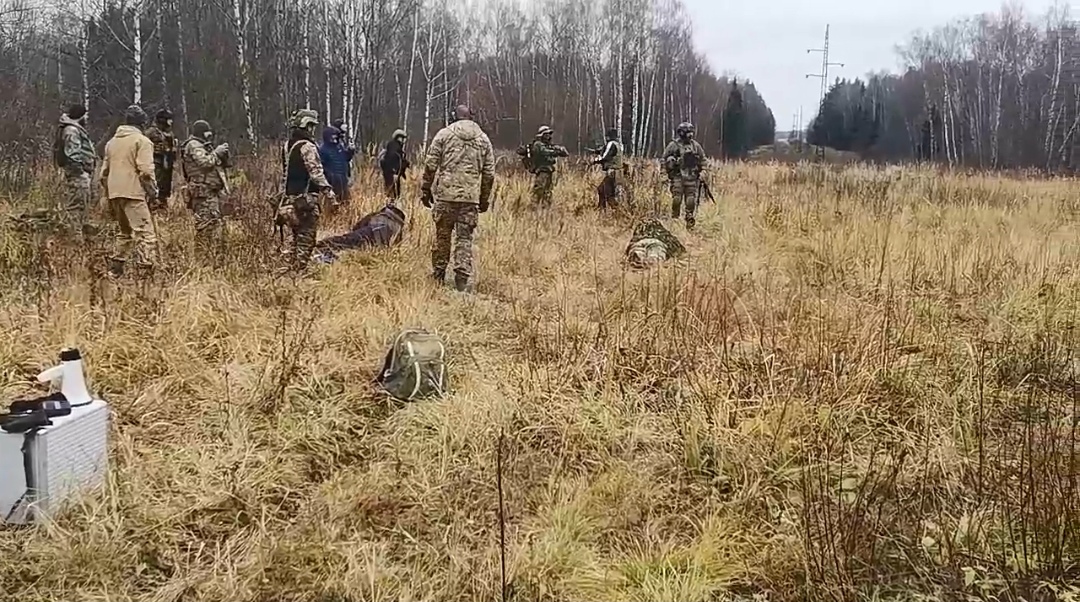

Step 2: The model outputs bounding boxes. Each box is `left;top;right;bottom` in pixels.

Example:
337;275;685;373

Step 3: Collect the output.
600;140;624;171
285;140;320;196
667;139;703;179
179;137;204;180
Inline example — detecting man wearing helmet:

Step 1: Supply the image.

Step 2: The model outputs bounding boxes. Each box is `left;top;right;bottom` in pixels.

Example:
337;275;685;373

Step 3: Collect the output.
277;108;336;272
529;125;569;208
180;119;230;255
662;122;707;229
144;108;177;212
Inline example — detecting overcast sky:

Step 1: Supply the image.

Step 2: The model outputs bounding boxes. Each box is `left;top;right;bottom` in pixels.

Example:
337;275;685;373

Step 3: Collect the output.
684;0;1064;131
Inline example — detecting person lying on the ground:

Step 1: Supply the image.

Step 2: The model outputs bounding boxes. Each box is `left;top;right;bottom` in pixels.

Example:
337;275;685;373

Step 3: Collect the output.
313;202;405;263
625;217;686;269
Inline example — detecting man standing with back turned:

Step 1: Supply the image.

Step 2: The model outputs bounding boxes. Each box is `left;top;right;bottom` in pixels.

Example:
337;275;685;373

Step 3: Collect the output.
421;105;495;292
100;104;159;278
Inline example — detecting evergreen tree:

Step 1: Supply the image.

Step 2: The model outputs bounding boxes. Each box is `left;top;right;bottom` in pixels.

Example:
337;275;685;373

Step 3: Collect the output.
720;79;747;159
808;78;881;154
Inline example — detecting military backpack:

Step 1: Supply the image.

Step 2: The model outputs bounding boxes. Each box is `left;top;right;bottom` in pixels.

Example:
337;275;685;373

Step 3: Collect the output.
515;144;534;173
52;125;70;169
376;329;448;402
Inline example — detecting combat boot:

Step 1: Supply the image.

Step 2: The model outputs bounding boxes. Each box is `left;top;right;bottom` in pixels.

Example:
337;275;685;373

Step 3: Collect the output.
685;217;696;231
432;268;446;284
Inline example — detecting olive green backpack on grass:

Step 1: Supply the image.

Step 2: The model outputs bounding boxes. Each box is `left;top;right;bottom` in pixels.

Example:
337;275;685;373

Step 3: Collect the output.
376;329;449;401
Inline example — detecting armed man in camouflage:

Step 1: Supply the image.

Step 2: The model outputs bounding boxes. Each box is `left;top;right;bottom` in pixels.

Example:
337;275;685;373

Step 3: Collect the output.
529;125;569;208
53;104;98;236
662;122;707;230
278;109;335;272
180;120;230;254
591;128;624;209
421;105;495;292
144;109;177;212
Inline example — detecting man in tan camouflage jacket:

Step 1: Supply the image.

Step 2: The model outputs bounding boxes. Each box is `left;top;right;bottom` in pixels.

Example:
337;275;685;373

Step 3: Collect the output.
180;119;230;255
421;105;495;292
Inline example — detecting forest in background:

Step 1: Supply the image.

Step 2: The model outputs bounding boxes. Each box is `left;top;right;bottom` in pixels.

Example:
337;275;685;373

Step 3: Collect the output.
807;5;1080;170
0;0;777;166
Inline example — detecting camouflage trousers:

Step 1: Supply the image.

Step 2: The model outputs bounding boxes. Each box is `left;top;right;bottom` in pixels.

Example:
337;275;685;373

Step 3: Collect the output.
285;194;321;270
108;197;158;267
431;201;478;277
190;192;224;254
531;171;554;208
597;169;623;209
62;173;92;234
669;178;701;227
150;163;174;211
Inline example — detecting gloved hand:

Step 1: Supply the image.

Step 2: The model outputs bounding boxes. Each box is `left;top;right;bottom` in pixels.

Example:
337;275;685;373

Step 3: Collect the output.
479;197;489;213
421;187;433;208
214;143;229;159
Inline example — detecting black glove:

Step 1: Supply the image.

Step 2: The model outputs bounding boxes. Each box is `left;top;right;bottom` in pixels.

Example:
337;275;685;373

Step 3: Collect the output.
479;198;489;213
421;188;433;208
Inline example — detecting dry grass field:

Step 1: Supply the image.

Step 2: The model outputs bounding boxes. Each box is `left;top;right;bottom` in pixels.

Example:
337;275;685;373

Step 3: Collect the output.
0;157;1078;602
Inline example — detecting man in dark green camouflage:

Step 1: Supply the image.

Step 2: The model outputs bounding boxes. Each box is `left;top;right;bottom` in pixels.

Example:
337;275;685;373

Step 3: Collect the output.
662;122;707;229
144;109;177;212
529;125;568;208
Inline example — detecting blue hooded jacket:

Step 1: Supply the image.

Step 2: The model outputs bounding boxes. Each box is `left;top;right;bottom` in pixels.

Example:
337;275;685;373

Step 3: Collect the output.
318;126;355;185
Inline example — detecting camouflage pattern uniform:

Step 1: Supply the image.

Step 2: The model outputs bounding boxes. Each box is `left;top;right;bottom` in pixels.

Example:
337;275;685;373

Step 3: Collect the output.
56;113;97;234
529;125;568;208
180;120;229;253
629;217;686;258
662;122;707;229
279;109;334;271
421;116;495;291
591;129;624;209
144;110;177;211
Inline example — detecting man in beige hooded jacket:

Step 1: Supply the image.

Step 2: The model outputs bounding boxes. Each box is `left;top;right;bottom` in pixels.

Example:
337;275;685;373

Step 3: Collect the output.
100;104;159;276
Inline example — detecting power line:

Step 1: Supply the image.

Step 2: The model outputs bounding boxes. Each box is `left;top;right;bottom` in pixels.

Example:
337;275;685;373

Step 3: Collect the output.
805;24;843;157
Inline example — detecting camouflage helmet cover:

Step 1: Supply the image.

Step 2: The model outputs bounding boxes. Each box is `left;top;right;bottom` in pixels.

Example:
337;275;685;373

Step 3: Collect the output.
291;108;319;129
676;122;694;135
392;128;407;140
536;125;554;137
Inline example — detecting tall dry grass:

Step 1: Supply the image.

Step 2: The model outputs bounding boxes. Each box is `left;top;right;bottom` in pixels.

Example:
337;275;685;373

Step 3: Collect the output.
0;156;1078;602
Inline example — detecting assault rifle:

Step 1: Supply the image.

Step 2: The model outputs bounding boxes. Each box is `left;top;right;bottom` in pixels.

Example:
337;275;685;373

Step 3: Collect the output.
698;178;715;203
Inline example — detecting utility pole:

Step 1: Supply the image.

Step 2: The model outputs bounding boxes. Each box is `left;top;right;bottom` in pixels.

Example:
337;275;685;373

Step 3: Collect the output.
806;25;843;158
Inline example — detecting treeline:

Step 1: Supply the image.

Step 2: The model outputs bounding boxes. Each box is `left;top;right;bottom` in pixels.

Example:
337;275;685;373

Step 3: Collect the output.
0;0;775;164
808;5;1080;170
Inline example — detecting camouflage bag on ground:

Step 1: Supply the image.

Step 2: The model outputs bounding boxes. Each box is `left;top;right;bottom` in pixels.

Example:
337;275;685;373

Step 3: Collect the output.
376;329;448;401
